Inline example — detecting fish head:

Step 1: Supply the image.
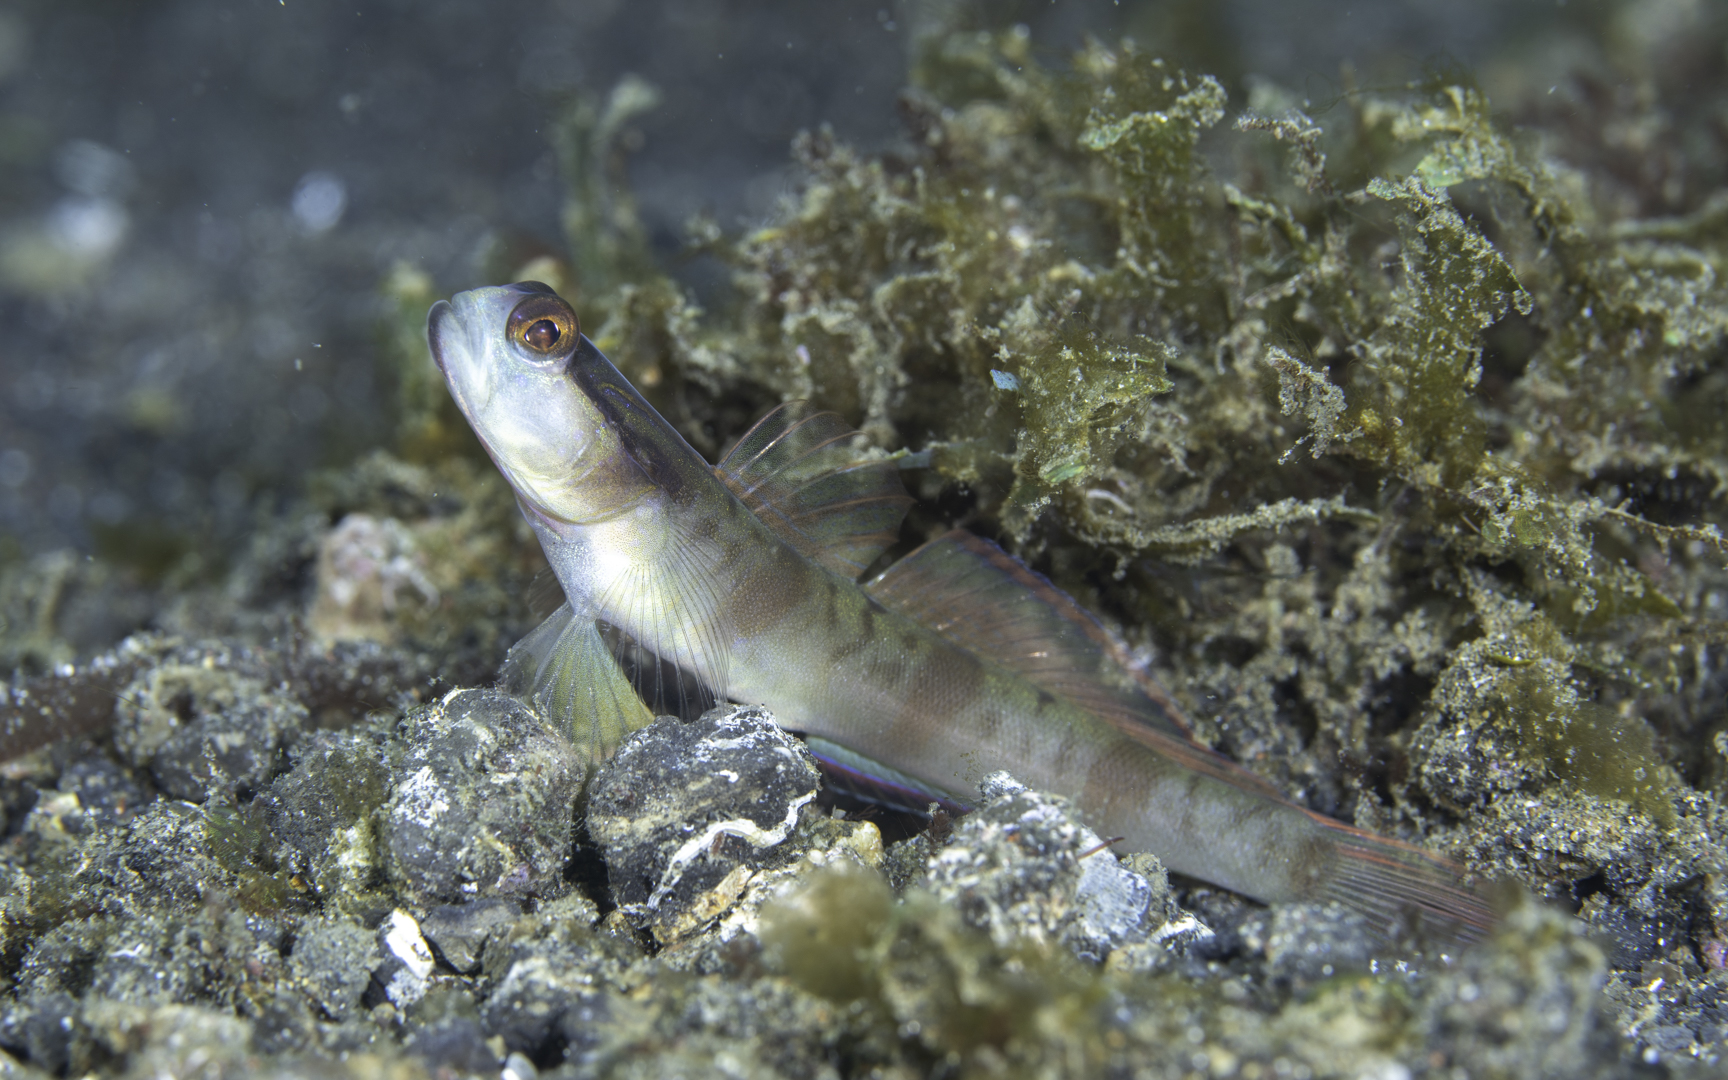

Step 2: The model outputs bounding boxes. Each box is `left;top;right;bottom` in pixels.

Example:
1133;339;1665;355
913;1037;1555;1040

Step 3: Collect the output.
429;281;650;525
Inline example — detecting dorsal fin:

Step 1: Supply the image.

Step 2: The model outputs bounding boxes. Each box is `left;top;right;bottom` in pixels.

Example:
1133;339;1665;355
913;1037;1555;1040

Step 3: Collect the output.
715;402;914;580
864;529;1216;741
865;531;1291;802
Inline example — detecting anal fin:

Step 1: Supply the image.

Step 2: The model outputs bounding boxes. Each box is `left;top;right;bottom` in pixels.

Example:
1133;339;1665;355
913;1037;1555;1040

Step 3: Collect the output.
805;735;973;817
500;602;654;769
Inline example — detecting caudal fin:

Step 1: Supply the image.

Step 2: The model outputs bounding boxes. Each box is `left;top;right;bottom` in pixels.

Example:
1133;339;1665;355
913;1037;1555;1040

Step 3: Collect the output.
1307;813;1499;948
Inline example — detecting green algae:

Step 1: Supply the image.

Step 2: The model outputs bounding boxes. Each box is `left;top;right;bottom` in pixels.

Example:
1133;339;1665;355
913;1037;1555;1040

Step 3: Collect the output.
759;864;1628;1078
450;24;1728;914
1352;172;1533;486
762;862;1120;1069
1460;580;1678;825
989;308;1176;534
379;262;475;468
201;797;296;915
551;76;663;301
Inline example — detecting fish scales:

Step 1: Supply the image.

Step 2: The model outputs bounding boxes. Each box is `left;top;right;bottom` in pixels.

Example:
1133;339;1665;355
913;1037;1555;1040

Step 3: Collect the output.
430;281;1497;946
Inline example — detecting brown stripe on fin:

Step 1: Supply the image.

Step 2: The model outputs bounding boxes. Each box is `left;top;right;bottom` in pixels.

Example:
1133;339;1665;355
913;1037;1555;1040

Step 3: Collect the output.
715;402;914;579
863;529;1199;742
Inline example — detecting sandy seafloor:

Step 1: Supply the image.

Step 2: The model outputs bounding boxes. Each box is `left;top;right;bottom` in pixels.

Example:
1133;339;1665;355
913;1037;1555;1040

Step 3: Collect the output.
2;1;1728;1077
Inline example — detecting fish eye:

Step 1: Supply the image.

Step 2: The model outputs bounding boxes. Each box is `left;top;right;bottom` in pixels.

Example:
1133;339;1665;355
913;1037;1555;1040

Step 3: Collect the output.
505;293;580;366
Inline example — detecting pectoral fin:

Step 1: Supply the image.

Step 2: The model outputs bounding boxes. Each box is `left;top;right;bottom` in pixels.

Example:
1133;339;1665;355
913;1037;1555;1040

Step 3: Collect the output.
500;602;654;769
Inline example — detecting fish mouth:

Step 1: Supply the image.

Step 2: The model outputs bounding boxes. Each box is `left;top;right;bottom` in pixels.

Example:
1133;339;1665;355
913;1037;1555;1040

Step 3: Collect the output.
425;293;580;526
427;297;487;426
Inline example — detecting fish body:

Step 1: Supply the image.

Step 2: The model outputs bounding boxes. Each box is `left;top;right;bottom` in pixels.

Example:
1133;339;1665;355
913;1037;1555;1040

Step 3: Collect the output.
430;281;1495;944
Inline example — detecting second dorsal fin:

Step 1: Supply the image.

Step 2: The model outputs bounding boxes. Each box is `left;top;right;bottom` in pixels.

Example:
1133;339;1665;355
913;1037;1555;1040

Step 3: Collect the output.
864;529;1212;747
715;402;914;580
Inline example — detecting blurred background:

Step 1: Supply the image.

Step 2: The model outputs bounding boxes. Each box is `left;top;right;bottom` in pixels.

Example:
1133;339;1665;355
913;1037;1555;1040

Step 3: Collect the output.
0;0;1721;645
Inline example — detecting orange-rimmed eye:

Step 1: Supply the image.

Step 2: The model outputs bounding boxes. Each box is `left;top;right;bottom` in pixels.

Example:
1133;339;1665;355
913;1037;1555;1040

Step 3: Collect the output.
505;292;579;366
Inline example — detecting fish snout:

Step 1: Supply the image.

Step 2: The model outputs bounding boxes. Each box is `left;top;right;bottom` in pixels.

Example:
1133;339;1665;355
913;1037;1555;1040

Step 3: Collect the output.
426;299;461;376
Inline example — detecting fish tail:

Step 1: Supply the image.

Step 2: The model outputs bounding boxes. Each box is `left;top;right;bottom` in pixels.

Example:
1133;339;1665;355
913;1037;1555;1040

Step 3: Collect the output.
1304;812;1499;948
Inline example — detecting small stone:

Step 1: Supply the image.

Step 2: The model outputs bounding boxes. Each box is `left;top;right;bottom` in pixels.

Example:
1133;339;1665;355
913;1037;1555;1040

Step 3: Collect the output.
924;769;1205;963
587;705;824;946
469;891;635;1069
72;800;243;911
404;1017;499;1073
81;1002;256;1080
419;898;522;974
288;914;380;1022
375;909;435;1008
0;992;82;1075
380;687;584;907
501;1050;539;1080
112;653;307;801
382;909;435;979
56;757;147;828
253;725;392;911
1244;902;1374;984
307;512;439;645
481;909;624;1062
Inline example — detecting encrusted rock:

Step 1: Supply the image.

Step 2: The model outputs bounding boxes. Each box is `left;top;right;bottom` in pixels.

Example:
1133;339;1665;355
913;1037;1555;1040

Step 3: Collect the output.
112;646;308;801
288;914;380;1022
1239;901;1375;984
476;894;637;1061
71;800;250;910
380;688;584;907
587;704;881;949
0;992;84;1075
419;898;522;974
587;705;821;940
924;770;1207;965
402;1015;499;1076
307;512;440;645
253;725;392;913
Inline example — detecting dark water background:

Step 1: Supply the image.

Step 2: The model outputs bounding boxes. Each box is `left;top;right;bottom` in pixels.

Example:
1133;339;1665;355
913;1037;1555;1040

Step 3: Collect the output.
0;0;1698;561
